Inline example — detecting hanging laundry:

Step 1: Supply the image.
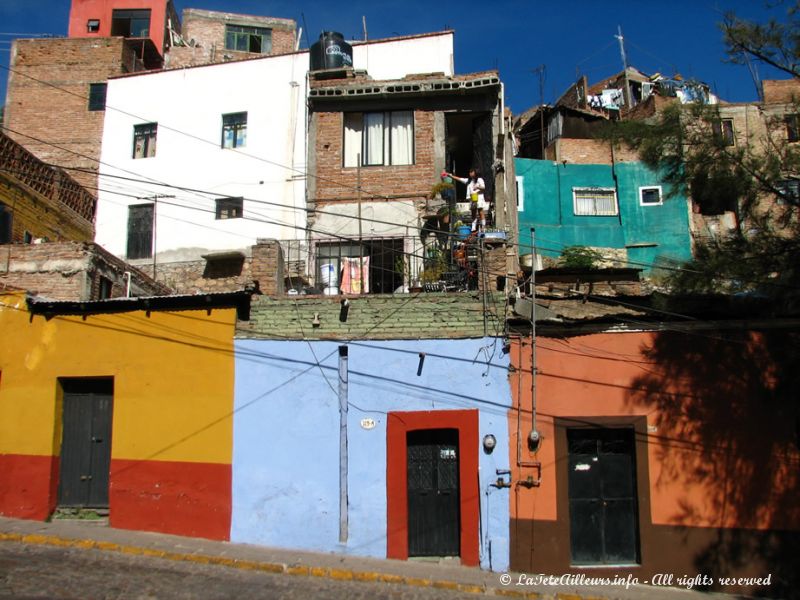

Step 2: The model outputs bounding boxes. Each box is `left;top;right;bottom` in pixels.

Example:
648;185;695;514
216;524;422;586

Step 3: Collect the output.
340;257;370;294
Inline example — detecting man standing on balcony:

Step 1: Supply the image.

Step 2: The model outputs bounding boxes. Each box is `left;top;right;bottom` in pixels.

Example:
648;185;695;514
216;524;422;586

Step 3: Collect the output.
445;169;486;233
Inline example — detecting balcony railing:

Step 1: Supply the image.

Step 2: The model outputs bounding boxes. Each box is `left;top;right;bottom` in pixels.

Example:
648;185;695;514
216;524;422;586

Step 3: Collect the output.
0;132;96;223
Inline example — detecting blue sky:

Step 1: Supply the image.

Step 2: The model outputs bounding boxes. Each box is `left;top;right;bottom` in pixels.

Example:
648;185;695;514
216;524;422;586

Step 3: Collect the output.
0;0;793;113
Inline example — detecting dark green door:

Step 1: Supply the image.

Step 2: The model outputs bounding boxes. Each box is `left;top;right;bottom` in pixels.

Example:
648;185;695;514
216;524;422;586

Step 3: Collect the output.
58;379;114;508
567;428;640;565
407;429;460;557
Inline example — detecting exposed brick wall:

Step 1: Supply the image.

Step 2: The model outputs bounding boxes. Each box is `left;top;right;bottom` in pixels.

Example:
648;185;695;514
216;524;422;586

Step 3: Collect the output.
312;110;435;203
238;292;507;340
165;8;296;68
762;79;800;104
0;241;167;300
151;240;284;295
154;258;252;294
553;137;639;165
4;37;142;191
251;239;285;296
477;243;508;294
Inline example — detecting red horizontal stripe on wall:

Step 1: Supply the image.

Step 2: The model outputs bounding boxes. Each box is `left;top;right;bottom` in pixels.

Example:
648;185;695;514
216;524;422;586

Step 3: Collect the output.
0;454;58;520
110;459;231;541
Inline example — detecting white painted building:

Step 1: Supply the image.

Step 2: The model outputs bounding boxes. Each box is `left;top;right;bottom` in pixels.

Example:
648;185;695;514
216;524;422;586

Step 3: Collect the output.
94;32;454;268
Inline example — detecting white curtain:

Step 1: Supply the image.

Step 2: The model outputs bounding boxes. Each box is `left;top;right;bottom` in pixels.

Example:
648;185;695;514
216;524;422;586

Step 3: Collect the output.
343;113;363;167
390;111;413;165
364;112;384;165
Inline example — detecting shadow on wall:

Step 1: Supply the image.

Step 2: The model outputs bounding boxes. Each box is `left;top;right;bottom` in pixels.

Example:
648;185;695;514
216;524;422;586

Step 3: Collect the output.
626;329;800;598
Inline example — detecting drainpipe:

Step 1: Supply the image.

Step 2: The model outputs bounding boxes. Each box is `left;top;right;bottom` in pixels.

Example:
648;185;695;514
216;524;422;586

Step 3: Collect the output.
338;345;349;544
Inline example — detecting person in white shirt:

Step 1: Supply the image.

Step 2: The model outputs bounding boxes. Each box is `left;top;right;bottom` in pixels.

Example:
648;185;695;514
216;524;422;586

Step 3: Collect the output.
445;169;487;233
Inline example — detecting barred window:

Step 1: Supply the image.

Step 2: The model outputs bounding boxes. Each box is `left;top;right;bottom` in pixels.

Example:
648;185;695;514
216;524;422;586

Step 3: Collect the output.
573;188;618;216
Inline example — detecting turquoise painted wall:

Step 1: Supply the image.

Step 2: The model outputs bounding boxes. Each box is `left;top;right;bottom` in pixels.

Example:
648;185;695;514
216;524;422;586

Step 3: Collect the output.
515;158;692;271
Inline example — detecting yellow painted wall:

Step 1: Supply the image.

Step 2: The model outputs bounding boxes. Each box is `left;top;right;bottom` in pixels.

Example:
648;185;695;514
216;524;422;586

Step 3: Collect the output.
0;292;237;464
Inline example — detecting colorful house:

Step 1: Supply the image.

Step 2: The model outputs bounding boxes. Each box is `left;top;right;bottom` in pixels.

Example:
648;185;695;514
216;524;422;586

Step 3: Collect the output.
515;158;693;271
507;296;800;596
0;290;248;540
232;293;513;571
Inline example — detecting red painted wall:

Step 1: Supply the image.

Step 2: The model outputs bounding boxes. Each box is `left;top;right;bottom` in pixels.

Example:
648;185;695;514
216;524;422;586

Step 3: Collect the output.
386;409;479;566
0;455;59;520
67;0;171;55
109;459;231;540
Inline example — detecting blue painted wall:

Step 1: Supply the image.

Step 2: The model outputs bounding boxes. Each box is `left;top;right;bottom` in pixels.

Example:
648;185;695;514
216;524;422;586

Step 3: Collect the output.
515;158;692;270
231;338;512;571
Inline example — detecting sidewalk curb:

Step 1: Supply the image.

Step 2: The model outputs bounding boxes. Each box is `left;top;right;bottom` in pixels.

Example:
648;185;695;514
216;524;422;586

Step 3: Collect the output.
2;532;607;599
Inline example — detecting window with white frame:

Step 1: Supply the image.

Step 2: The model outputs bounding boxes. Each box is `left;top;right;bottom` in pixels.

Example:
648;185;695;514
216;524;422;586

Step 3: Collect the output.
343;111;414;167
516;176;524;212
573;188;618;216
639;186;663;206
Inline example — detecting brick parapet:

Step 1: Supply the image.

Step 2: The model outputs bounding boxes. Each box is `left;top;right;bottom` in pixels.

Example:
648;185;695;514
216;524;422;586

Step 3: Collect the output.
238;292;506;340
165;8;296;68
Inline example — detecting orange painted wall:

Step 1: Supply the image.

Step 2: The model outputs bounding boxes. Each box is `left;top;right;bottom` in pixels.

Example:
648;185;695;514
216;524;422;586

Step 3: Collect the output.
68;0;171;55
509;330;800;531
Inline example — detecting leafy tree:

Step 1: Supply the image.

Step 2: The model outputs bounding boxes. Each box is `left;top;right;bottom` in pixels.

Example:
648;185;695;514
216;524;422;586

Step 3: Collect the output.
611;2;800;308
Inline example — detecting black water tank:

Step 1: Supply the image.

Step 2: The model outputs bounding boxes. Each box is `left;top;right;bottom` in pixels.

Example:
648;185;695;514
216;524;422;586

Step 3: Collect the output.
310;32;353;71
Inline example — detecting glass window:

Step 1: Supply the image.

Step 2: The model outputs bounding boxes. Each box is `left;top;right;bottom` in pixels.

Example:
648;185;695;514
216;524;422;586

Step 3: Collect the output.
225;25;272;54
111;9;151;38
573;188;618;216
126;203;154;259
343;111;414;167
88;83;107;111
132;123;157;159
215;197;243;219
87;19;100;33
786;114;799;143
222;112;247;149
712;118;735;147
639;186;662;206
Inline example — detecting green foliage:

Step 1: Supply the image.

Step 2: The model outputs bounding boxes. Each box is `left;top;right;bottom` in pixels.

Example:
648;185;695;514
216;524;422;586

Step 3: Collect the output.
560;246;602;269
606;4;800;307
430;181;455;199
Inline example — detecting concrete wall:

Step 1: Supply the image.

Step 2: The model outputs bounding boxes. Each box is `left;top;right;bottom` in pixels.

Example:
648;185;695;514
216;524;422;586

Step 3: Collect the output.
67;0;173;55
515;158;692;271
0;291;237;540
96;52;309;261
509;330;800;596
231;337;512;571
96;33;455;265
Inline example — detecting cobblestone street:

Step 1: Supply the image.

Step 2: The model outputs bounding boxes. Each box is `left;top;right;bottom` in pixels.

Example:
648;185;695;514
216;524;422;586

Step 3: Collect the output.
0;541;472;600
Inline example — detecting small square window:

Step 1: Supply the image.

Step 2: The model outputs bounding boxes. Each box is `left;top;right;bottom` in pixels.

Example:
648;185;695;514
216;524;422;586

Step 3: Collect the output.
88;83;107;111
639;186;663;206
786;114;799;143
87;19;100;33
712;118;735;146
133;123;157;159
776;179;799;205
215;197;243;219
222;112;247;149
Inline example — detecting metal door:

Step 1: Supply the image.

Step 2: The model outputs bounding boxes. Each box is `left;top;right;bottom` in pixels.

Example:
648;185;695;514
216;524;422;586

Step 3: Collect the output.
567;428;640;565
407;429;460;557
58;379;114;508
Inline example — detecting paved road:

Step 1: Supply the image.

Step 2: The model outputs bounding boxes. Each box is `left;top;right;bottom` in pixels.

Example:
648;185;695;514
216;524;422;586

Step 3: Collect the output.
0;541;474;600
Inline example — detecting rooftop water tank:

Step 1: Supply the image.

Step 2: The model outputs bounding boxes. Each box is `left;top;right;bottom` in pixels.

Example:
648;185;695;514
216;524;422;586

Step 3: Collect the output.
310;31;353;71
